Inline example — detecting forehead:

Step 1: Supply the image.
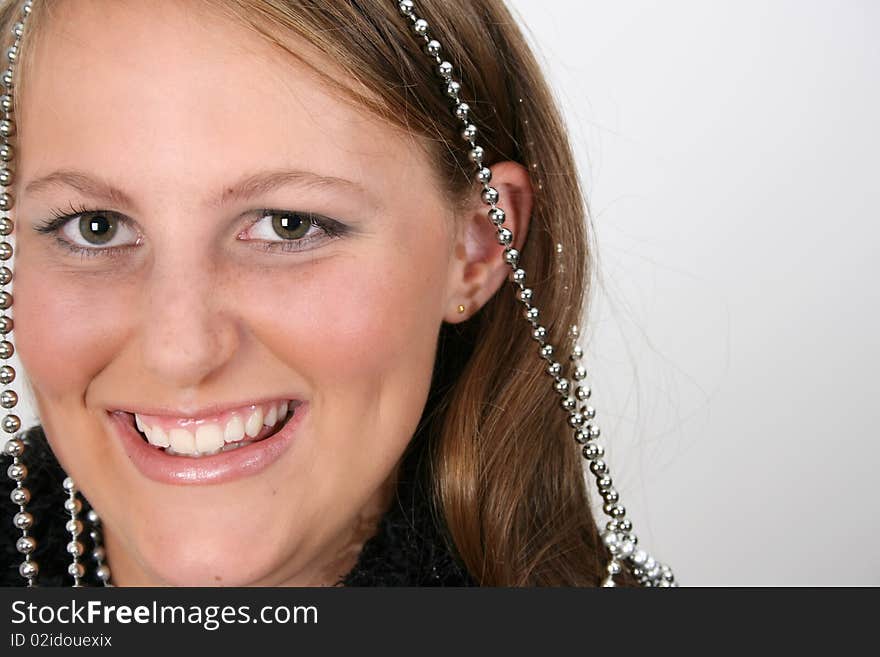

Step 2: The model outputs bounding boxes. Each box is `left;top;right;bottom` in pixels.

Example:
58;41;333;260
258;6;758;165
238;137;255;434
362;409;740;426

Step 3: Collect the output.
16;0;430;206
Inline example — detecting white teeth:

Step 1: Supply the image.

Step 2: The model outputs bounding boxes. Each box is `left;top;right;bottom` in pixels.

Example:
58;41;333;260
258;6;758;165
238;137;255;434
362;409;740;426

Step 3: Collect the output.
133;400;293;456
245;407;264;438
224;415;245;443
195;424;224;454
264;405;278;427
148;425;170;448
168;428;195;454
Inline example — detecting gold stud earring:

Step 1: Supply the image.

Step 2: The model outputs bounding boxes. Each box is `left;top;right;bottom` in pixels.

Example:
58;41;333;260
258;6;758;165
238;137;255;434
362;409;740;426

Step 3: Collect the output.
457;304;466;314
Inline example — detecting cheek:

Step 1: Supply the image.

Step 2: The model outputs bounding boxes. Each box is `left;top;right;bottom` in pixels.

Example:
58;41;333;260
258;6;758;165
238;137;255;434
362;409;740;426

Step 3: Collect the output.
12;258;134;400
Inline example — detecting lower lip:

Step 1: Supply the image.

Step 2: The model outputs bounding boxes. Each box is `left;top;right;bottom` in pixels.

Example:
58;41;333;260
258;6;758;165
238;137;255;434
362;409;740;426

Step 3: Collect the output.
109;403;307;485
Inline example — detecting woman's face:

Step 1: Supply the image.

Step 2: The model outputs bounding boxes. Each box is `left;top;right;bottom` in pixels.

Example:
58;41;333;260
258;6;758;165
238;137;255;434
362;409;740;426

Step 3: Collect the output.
10;1;496;585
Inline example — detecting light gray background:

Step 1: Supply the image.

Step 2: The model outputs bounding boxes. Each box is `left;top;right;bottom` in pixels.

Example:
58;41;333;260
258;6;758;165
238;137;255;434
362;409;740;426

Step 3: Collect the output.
505;0;879;584
10;1;877;585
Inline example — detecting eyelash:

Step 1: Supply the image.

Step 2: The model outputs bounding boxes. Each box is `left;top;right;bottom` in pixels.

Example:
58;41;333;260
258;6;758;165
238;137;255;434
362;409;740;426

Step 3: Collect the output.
33;202;348;259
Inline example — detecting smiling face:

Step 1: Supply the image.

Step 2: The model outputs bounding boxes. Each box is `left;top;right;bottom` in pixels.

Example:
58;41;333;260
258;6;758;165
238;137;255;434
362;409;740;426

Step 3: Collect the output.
10;0;471;585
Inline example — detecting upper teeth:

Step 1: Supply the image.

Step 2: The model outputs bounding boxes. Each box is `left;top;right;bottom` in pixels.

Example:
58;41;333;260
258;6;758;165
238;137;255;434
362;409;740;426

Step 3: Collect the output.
135;400;291;457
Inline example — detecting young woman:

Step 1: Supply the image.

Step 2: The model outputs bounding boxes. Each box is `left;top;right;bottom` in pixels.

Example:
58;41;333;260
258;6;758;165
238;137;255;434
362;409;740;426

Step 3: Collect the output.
0;0;674;587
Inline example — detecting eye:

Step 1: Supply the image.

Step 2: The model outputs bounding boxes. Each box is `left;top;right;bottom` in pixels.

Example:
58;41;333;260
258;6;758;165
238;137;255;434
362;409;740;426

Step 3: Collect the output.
33;204;140;256
61;210;140;249
239;210;346;253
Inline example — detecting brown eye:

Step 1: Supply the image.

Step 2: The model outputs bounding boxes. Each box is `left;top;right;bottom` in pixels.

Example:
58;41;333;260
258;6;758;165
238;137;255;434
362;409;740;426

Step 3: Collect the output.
78;213;118;245
271;212;311;240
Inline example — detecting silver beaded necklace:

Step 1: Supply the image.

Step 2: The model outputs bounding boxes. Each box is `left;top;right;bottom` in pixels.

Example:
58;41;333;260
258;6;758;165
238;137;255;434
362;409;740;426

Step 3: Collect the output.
3;0;675;587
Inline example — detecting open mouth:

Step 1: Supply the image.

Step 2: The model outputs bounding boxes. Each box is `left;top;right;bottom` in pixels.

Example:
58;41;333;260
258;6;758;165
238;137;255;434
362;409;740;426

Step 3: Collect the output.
117;399;300;458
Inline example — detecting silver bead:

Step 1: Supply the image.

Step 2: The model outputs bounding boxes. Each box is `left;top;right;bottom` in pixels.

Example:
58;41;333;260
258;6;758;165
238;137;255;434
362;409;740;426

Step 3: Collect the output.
572;366;586;380
589;459;608;476
7;44;17;63
0;143;13;161
64;497;82;514
503;248;519;266
0;218;11;236
619;540;635;559
489;208;505;225
1;413;19;434
518;287;533;304
16;535;36;554
13;510;33;529
0;242;12;260
477;167;491;184
0;119;15;138
511;268;525;284
62;476;76;492
454;102;469;121
461;123;477;141
66;519;83;535
631;550;648;567
0;364;15;384
553;378;569;394
619;519;633;533
539;344;553;359
412;18;428;36
597;475;613;491
525;307;539;322
602;488;619;503
575;385;591;400
570;344;584;360
0;193;12;211
96;564;111;581
446;81;460;100
531;325;547;342
437;60;453;79
6;461;25;481
425;39;441;57
481;187;498;205
3;436;22;456
607;560;622;575
497;227;512;247
12;22;24;39
567;412;585;428
0;339;14;359
468;146;484;164
86;509;100;525
586;424;600;439
0;266;11;285
561;396;576;411
10;485;29;505
582;405;596;420
398;0;414;17
67;540;84;557
0;167;11;186
1;69;13;89
573;428;589;444
19;560;38;579
92;546;106;562
68;562;85;578
582;442;603;460
0;389;16;407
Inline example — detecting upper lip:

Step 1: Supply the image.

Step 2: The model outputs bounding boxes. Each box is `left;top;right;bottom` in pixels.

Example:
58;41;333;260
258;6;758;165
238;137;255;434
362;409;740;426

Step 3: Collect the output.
107;397;302;421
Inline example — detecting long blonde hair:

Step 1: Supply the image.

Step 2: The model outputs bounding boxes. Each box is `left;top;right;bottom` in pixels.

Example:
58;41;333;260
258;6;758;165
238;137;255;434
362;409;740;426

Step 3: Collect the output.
4;0;612;585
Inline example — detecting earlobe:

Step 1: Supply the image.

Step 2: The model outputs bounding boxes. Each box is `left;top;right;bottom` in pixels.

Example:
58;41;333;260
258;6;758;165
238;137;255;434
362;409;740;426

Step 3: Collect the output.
444;160;534;324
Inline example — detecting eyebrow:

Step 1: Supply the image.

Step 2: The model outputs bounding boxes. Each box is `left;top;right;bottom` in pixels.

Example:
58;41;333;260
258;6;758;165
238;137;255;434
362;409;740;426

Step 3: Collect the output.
23;168;372;212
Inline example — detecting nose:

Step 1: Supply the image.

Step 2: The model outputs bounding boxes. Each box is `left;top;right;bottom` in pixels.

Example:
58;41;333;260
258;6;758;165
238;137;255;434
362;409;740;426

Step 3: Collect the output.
138;249;241;389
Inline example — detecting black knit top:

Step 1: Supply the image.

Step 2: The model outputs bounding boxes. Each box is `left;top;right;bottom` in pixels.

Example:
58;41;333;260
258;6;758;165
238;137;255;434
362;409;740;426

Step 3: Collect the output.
0;426;475;587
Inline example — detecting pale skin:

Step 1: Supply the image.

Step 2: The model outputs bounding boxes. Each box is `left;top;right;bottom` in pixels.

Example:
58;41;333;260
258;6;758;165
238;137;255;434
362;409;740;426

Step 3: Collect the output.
11;0;532;586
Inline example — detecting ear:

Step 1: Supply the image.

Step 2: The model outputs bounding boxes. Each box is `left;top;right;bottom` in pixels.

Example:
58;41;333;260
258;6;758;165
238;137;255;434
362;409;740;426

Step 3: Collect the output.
443;160;533;323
